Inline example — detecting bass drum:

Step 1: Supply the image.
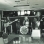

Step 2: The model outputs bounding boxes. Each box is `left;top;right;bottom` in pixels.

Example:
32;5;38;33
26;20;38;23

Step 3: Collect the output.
20;26;29;34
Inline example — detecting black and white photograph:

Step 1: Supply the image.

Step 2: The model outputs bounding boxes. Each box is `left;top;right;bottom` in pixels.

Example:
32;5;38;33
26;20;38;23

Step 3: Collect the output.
0;0;44;44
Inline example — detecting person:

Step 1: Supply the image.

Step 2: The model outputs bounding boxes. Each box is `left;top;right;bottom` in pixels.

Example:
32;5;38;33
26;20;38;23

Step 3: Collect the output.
23;17;31;35
16;19;20;34
23;16;29;25
4;16;11;35
34;17;40;29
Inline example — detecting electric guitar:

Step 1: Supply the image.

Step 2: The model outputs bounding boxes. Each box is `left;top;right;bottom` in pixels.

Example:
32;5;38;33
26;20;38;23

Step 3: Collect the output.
4;19;18;28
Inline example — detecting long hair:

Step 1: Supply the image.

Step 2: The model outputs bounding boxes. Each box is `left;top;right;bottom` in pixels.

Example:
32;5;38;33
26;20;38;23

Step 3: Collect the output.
23;17;29;25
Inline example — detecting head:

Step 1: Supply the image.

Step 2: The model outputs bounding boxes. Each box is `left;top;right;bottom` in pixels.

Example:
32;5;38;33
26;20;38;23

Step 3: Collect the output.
36;12;41;17
25;21;29;27
24;16;28;20
7;16;10;20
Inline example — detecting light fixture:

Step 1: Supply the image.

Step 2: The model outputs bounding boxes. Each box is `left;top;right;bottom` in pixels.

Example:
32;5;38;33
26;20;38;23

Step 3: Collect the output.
34;11;35;15
18;11;21;16
14;5;29;7
21;10;24;15
32;7;35;8
15;1;20;2
24;11;27;14
35;4;39;5
27;11;30;14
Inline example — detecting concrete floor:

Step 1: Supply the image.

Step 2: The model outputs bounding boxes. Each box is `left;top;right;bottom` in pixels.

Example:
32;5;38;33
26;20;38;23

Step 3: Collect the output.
8;33;44;44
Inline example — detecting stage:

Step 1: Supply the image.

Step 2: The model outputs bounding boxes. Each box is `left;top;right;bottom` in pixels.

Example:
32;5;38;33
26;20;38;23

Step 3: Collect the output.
7;33;44;44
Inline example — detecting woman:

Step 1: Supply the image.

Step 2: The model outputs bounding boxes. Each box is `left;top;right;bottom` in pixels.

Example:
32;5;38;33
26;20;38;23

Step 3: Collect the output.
20;17;31;35
23;16;29;25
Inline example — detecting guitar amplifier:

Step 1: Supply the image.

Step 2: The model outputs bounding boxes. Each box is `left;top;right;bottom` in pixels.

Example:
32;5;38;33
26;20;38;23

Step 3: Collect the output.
31;30;41;39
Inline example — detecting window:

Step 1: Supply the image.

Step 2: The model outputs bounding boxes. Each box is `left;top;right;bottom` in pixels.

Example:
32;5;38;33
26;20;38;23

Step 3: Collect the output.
27;11;30;14
21;11;24;15
18;11;21;16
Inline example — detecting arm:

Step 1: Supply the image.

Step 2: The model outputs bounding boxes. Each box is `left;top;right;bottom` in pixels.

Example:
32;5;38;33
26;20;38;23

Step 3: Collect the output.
4;19;18;27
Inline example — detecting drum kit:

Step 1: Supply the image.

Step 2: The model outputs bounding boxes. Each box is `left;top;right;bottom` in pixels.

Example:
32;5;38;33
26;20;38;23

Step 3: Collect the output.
1;15;40;34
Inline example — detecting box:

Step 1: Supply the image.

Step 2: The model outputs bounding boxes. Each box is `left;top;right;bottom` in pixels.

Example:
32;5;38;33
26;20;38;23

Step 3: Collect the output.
31;30;41;39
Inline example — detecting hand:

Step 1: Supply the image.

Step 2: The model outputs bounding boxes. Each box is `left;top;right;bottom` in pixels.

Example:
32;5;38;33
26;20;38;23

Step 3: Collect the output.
15;19;18;21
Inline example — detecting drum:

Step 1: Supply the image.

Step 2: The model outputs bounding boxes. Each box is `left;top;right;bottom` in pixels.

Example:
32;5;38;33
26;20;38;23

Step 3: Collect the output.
20;26;29;34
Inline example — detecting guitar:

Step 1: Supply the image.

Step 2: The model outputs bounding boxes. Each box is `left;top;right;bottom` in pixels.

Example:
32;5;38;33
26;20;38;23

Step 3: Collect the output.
4;19;18;27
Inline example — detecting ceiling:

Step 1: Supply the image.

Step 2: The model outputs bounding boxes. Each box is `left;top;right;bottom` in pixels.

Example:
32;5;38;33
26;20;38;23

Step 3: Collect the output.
0;0;44;11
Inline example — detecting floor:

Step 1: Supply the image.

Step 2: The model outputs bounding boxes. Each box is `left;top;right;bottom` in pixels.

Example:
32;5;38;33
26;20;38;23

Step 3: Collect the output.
7;33;44;44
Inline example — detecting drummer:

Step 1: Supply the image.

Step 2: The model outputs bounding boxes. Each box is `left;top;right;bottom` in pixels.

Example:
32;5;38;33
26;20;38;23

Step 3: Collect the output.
23;17;31;35
23;16;29;25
